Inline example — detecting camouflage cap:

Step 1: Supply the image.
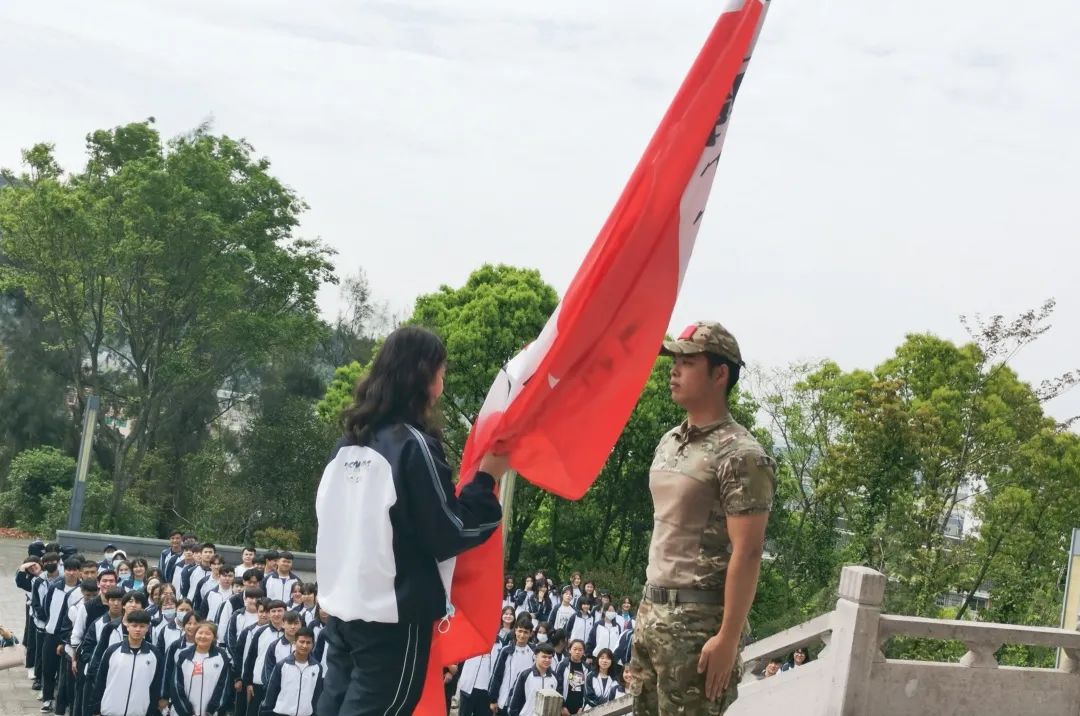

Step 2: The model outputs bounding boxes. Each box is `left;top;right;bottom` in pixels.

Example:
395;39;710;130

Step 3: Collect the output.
660;321;744;366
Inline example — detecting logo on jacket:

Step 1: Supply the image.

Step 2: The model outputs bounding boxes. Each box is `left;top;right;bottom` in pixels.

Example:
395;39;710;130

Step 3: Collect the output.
343;457;372;482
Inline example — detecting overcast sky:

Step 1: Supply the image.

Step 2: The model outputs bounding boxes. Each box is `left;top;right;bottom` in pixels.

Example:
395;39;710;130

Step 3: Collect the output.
2;0;1077;425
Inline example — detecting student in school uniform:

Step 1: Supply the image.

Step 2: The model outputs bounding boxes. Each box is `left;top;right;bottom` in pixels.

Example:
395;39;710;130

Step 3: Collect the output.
202;566;235;624
242;600;286;716
501;577;517;609
39;557;80;712
564;598;597;653
156;599;193;656
226;590;264;658
231;598;270;716
548;630;568;671
160;531;185;584
496;608;516;647
548;589;575;633
296;585;318;626
164;611;202;701
88;610;164;716
525;585;553;627
171;544;198;598
584;649;620;708
555;640;588;716
614;597;635;632
506;643;560;716
586;607;622;659
170;622;233;716
32;552;63;688
613;623;634;672
259;628;322;716
76;580;119;716
488;617;536;716
260;612;303;686
455;630;496;716
60;578;98;716
87;592;149;691
17;556;43;681
260;554;298;603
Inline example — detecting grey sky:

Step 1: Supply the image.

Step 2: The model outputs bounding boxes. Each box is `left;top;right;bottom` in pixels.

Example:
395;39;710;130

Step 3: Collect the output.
1;1;1077;424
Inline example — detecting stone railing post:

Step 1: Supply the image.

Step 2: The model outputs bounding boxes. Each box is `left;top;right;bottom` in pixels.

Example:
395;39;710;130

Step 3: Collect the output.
823;566;886;716
533;688;563;716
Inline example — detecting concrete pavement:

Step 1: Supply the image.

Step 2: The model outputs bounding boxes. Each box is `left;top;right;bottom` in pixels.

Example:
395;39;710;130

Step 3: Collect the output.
1;538;46;716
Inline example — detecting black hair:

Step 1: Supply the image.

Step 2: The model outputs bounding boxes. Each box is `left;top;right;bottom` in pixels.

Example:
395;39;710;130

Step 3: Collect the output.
568;638;585;651
200;542;216;552
243;569;263;583
343;326;447;444
549;629;567;647
244;587;266;600
282;612;302;624
264;550;280;561
81;559;98;570
219;565;234;575
295;627;316;641
104;587;125;601
278;551;294;561
80;579;99;593
180;611;199;626
242;546;256;554
578;596;593;609
595;648;615;673
125;609;151;626
535;643;555;656
122;591;149;607
769;656;784;666
98;569;117;582
169;530;183;538
63;557;82;572
705;353;741;396
301;583;318;596
175;598;194;610
267;600;288;611
42;552;60;565
514;614;534;631
129;558;148;571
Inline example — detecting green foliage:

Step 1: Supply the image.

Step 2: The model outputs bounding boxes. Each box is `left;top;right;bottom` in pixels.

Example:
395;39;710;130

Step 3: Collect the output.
0;447;76;527
0;120;336;521
317;361;366;425
253;527;301;552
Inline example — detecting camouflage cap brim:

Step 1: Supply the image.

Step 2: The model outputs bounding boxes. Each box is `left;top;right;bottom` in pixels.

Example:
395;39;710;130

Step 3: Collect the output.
659;340;704;356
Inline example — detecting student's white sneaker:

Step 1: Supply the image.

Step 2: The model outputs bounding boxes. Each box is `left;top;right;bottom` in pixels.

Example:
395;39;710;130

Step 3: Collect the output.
27;668;35;679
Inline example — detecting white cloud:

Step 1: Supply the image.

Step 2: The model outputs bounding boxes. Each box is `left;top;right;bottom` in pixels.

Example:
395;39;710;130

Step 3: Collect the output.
1;0;1076;423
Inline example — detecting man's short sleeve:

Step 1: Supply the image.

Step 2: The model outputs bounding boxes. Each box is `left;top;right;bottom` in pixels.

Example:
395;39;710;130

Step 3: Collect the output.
719;450;776;515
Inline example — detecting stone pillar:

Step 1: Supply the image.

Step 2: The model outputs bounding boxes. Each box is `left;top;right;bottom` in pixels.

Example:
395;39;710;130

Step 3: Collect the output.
533;688;563;716
822;566;887;716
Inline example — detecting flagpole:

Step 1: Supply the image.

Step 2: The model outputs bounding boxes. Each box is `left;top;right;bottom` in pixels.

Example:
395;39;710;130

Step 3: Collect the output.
500;470;517;554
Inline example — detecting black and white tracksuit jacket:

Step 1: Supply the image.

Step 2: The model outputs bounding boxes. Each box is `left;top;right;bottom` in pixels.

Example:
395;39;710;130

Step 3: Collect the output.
260;636;294;685
315;423;502;625
507;667;561;716
584;673;620;708
90;641;164;716
261;574;299;603
259;656;323;716
171;645;232;716
565;613;597;646
243;624;283;687
487;643;535;709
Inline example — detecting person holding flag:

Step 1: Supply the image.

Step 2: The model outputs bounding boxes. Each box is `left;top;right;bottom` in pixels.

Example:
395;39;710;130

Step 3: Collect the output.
626;322;776;714
314;326;508;716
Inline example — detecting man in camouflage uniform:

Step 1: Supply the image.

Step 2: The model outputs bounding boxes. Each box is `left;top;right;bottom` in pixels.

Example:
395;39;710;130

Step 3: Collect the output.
626;322;776;715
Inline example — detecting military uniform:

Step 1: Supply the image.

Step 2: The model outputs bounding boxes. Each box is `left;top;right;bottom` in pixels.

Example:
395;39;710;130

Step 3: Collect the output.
627;322;776;716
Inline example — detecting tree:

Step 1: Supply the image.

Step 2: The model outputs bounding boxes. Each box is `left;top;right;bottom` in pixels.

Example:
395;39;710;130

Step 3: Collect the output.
408;264;560;458
0;121;336;523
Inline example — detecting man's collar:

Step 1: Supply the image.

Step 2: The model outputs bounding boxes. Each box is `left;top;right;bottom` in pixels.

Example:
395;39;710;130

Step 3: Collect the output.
676;415;734;442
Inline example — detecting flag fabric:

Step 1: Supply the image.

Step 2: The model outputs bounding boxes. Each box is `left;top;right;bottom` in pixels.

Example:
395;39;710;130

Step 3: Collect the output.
415;2;771;713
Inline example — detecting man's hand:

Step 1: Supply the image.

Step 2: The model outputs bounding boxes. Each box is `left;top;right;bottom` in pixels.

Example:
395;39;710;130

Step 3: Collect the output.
490;704;498;713
56;644;64;655
697;632;739;701
247;685;254;700
234;680;242;692
158;699;168;711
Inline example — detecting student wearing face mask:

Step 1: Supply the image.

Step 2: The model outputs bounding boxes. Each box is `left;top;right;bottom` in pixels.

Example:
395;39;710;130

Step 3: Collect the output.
157;599;194;656
586;607;622;658
122;559;148;593
532;623;551;647
114;561;132;592
32;553;63;688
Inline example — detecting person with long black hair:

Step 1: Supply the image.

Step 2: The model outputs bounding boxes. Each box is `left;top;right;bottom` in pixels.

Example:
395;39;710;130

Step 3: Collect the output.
315;326;507;716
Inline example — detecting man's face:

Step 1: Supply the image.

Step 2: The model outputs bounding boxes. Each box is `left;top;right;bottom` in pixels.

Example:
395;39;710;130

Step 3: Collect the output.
125;621;148;644
284;621;301;639
170;534;182;550
669;354;724;408
765;662;780;677
269;607;286;628
81;565;97;580
257;608;269;625
294;636;313;662
200;548;215;567
278;558;293;574
535;652;552;673
242;550;255;564
514;627;531;645
99;574;117;590
107;598;123;617
244;596;258;612
220;573;234;590
123;601;142;615
266;559;278;572
182;549;194;564
244;576;260;589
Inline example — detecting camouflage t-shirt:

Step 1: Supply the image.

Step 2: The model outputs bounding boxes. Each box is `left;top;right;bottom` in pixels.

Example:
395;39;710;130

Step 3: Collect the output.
645;417;776;591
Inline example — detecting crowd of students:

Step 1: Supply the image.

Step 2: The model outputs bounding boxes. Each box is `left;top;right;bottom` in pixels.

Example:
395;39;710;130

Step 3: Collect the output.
14;537;634;716
450;570;634;716
14;536;324;716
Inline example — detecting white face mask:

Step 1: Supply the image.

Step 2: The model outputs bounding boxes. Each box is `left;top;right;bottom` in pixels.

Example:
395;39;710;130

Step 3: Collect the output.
118;571;131;581
606;610;616;621
536;634;548;643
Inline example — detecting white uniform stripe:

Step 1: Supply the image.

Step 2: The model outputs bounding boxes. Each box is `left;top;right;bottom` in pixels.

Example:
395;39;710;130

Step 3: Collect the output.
383;624;415;716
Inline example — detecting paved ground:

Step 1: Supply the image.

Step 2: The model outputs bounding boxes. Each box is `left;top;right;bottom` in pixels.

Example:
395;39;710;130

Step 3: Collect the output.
1;538;45;716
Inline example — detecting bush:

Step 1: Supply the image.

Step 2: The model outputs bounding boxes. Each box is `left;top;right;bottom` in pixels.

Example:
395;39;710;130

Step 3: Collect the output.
39;473;157;539
253;527;301;551
0;447;76;530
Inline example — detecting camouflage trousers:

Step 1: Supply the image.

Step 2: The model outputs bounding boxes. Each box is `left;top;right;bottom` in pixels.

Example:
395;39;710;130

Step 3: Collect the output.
626;596;742;715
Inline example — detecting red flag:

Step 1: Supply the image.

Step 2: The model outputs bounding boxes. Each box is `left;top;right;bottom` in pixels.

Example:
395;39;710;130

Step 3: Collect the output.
416;2;771;712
